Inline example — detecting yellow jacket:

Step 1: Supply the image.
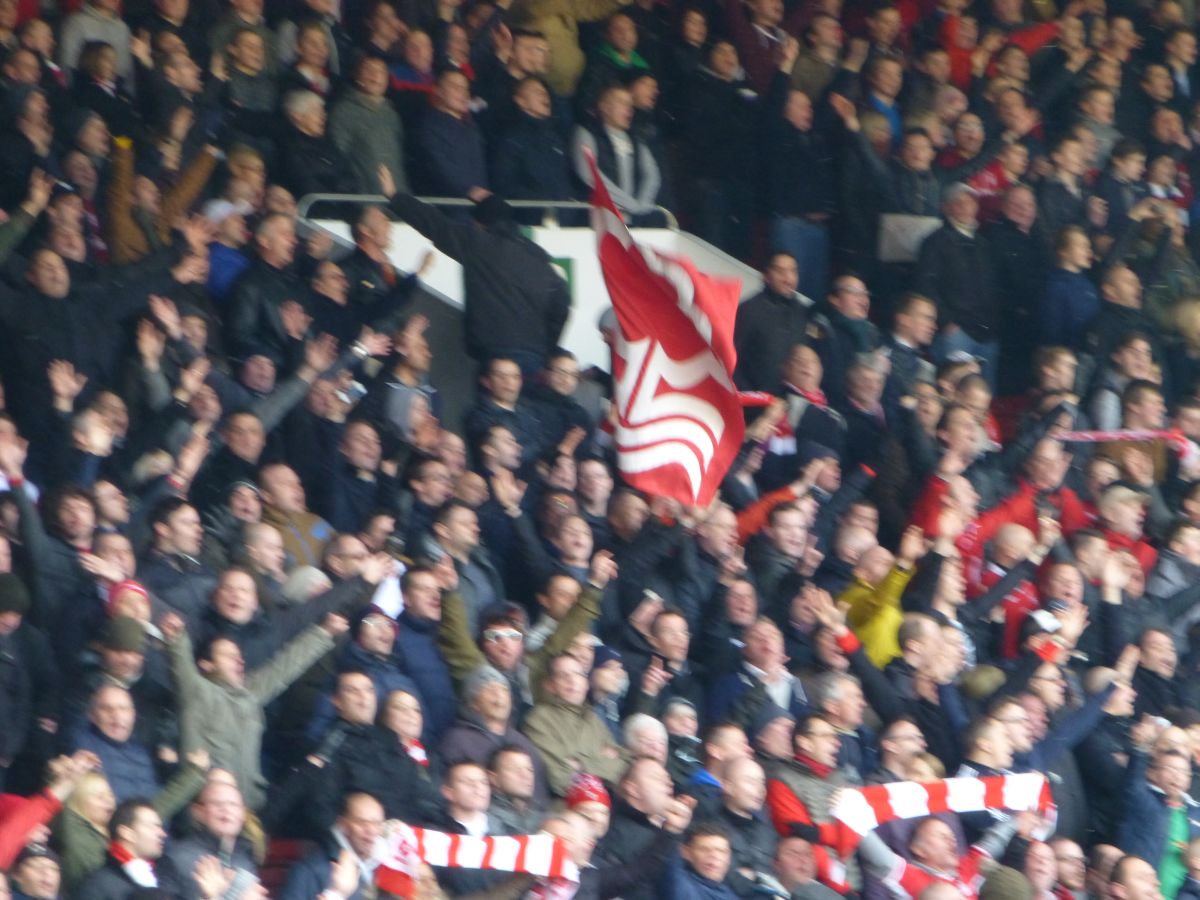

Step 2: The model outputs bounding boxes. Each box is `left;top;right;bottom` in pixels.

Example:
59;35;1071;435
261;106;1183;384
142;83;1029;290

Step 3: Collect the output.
841;564;915;668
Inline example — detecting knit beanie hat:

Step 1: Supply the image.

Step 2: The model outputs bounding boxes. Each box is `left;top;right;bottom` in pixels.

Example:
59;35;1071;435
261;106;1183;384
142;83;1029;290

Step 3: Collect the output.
565;773;611;810
0;573;31;616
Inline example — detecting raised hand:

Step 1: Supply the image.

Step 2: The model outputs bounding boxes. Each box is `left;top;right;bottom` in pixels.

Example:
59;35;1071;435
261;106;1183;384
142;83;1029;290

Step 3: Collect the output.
160;612;186;643
304;333;339;375
377;164;397;199
588;550;618;589
322;613;350;637
280;299;313;341
897;525;927;566
640;655;673;697
137;319;166;368
47;359;87;409
23;168;53;215
193;856;235;900
149;294;183;340
829;93;860;131
357;326;392;358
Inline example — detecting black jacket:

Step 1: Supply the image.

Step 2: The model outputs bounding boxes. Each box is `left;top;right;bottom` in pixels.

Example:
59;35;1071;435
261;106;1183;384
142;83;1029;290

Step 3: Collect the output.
73;856;145;900
224;258;308;362
277;124;356;199
916;223;1000;342
387;193;570;362
733;290;813;392
491;112;573;203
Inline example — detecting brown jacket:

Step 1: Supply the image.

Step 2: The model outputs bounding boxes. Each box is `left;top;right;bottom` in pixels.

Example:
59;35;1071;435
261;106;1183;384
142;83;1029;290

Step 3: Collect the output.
105;137;218;264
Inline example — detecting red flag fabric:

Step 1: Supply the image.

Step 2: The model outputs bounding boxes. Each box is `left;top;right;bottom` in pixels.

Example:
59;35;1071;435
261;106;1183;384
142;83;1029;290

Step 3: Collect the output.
587;154;745;506
827;773;1054;857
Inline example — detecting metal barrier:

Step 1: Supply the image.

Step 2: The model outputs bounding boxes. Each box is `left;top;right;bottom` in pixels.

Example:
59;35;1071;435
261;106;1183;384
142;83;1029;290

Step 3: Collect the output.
296;193;679;230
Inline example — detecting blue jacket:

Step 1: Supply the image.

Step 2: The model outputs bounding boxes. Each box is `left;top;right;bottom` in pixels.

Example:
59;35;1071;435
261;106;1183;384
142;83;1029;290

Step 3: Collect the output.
1041;268;1099;349
278;844;368;900
1117;750;1200;864
72;724;159;802
659;850;740;900
394;611;455;739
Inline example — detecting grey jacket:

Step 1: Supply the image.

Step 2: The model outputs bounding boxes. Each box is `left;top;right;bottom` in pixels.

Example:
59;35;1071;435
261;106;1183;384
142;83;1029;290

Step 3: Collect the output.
167;624;334;809
328;90;409;195
59;4;133;84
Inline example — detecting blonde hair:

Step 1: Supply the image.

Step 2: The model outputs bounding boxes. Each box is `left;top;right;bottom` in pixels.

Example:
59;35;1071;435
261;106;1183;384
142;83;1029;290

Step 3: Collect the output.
66;772;114;827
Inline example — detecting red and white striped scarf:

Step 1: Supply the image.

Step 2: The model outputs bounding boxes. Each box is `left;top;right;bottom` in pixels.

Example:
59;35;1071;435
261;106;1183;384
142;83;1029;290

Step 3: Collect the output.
1058;429;1200;467
828;774;1053;857
375;824;578;899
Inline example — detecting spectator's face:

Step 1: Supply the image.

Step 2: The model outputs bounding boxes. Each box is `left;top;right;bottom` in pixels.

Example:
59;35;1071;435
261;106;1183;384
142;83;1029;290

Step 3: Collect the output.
763;254;798;295
436;72;471;117
404;32;433;70
953;114;984;154
357;613;395;655
724;580;758;625
260;464;306;513
1102;496;1146;537
598;87;634;129
553;515;593;562
341;422;382;471
91;686;136;742
1151;753;1192;798
28;250;70;298
912;819;959;871
297;26;329;67
411;462;453;507
203;638;246;685
483;623;524;670
334;672;378;725
515;79;551;118
1113;857;1161;900
577;461;613;506
743;620;785;670
749;0;782;25
868;7;901;43
383;690;423;741
20;20;53;55
338;795;385;858
870;60;903;99
608;14;637;53
920;49;950;83
439;506;480;555
723;758;766;813
196;782;246;840
443;765;491;813
681;10;707;45
13;857;59;900
684;835;733;882
830;277;870;320
774;838;817;886
538;575;581;619
512;36;550;74
256;216;297;266
550;656;589;704
1142;630;1178;677
4;49;38;84
214;570;258;624
405;572;442;621
1029;664;1066;710
797;720;840;767
357;58;390;97
124;807;167;860
230;31;266;73
1170;32;1198;64
484;360;522;404
100;646;144;680
652;612;690;662
491;751;536;800
1053;841;1087;891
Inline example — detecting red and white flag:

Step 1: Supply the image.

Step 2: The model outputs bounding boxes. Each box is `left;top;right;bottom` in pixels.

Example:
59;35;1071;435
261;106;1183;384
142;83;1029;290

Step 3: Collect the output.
587;155;744;507
375;824;579;898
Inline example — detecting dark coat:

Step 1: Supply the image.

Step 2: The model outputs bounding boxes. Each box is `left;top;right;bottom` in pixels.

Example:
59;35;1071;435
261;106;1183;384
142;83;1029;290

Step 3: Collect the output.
916;223;1000;342
387;193;570;362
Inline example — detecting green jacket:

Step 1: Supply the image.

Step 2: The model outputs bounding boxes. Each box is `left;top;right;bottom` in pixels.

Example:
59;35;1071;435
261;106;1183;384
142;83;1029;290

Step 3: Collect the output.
168;625;334;809
328;89;409;196
438;585;601;703
521;698;627;796
55;762;207;894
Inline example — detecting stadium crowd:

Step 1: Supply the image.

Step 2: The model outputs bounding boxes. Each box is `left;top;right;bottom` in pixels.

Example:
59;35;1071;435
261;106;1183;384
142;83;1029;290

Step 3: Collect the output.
8;0;1200;895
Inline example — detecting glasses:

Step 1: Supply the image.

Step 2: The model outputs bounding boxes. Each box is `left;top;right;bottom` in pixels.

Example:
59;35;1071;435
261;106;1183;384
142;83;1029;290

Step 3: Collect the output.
483;628;523;642
549;367;580;379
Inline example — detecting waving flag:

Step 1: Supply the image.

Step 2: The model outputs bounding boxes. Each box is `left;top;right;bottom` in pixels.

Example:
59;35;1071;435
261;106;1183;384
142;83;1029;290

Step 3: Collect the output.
587;155;744;506
376;824;579;898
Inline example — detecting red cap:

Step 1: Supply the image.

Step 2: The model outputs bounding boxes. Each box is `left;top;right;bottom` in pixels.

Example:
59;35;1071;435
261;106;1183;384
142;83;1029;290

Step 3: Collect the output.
565;773;611;810
106;579;149;615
